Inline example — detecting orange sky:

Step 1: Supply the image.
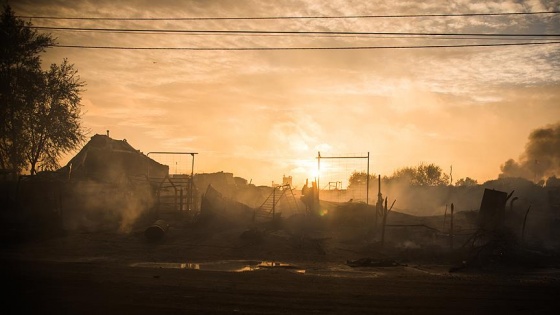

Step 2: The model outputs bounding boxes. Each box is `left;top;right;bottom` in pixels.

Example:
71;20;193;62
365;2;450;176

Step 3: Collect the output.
9;0;560;187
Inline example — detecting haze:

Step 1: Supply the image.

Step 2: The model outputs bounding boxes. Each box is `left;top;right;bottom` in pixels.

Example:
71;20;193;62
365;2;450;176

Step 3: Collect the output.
9;0;560;186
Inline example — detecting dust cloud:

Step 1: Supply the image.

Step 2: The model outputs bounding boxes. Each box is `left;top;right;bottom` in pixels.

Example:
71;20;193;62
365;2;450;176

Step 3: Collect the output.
62;179;156;233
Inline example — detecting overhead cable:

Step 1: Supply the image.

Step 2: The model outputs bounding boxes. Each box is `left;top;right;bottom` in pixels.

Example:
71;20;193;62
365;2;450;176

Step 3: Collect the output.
30;26;560;37
17;11;560;21
52;41;560;50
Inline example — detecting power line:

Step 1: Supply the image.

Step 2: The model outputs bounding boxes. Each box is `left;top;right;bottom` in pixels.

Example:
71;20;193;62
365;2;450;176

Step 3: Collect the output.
30;26;560;37
30;25;558;41
17;11;560;21
52;41;560;50
40;29;550;41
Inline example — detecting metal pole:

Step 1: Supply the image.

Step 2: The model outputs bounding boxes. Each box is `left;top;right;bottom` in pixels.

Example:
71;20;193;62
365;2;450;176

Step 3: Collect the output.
190;153;195;212
317;151;321;201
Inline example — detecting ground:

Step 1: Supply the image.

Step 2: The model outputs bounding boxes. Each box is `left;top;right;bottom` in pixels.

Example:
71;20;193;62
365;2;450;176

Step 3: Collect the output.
2;211;560;315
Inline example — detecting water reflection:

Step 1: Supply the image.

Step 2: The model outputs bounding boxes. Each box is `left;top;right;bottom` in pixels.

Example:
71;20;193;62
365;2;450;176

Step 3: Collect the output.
180;263;200;270
130;260;379;278
130;260;305;273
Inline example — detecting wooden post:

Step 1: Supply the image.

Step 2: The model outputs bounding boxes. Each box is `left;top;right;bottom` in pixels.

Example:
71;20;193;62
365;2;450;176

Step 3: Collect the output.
380;198;396;248
272;187;276;221
450;203;454;250
381;198;388;247
174;186;178;212
374;175;383;238
443;204;448;232
179;188;184;211
521;205;532;243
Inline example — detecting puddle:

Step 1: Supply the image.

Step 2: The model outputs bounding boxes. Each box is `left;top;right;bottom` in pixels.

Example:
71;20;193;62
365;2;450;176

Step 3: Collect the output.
130;260;305;274
306;265;381;278
130;260;379;278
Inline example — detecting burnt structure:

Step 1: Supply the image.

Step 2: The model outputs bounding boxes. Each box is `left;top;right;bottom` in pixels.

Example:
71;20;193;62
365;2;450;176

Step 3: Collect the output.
59;134;168;182
478;188;511;232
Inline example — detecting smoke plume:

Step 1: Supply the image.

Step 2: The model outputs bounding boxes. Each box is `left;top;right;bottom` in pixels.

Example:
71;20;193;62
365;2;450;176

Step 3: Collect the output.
500;122;560;183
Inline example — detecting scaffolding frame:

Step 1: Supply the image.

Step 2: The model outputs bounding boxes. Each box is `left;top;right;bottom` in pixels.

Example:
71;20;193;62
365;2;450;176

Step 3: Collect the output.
317;151;370;205
147;152;198;212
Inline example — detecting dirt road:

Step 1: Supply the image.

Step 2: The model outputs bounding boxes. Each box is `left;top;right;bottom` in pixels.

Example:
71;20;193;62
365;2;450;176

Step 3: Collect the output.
3;225;560;315
4;255;560;314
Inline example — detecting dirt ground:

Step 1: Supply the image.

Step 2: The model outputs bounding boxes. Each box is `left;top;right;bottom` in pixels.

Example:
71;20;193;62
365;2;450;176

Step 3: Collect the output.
2;211;560;315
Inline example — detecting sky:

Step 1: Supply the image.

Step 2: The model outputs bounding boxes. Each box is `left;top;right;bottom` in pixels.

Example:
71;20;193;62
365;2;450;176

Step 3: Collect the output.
7;0;560;187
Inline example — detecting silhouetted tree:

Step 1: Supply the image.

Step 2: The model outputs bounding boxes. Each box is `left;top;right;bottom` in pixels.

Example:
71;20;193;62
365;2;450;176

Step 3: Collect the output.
0;5;85;174
390;166;417;183
388;163;449;186
455;177;478;187
416;163;449;186
347;171;376;188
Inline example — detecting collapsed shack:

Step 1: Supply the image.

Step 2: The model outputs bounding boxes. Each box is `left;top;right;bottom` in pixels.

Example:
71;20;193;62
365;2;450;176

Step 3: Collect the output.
199;184;255;227
197;183;327;254
3;134;170;239
453;188;555;271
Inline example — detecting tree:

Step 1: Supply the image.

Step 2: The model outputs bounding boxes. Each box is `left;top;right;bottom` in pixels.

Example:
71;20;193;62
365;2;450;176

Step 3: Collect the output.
388;163;450;186
416;163;449;186
390;166;417;183
0;5;85;174
455;177;478;187
347;171;376;189
27;59;85;174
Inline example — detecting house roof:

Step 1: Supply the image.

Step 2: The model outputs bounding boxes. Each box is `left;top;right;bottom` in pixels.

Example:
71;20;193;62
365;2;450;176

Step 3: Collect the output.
59;134;168;182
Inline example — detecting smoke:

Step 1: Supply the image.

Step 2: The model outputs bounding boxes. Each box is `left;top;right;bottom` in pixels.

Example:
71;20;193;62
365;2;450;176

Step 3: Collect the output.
500;122;560;183
63;179;155;233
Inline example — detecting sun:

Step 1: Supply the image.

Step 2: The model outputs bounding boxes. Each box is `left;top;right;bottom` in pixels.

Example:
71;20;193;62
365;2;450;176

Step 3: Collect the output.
292;159;320;186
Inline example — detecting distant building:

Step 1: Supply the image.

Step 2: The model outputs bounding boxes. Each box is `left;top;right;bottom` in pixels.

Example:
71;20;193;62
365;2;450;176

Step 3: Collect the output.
282;175;293;187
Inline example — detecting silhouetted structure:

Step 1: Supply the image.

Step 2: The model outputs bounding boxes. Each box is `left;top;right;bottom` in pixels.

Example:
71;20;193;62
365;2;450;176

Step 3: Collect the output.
58;134;168;182
301;179;319;215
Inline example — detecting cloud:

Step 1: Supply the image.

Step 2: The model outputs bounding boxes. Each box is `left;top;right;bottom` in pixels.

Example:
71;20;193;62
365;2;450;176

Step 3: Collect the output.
10;0;560;185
